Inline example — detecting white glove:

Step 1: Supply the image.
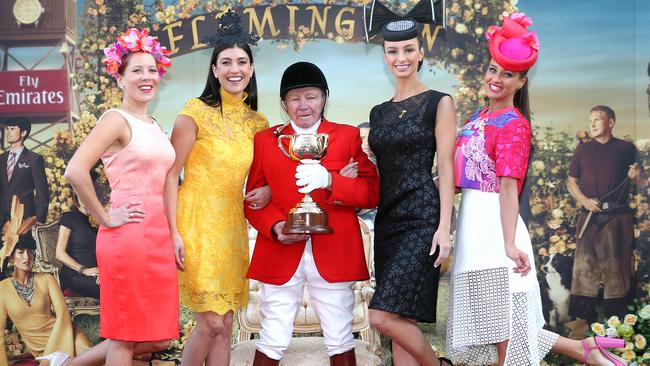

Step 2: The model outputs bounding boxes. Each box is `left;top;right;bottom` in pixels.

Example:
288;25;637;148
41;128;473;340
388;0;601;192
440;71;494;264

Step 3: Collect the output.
295;163;330;194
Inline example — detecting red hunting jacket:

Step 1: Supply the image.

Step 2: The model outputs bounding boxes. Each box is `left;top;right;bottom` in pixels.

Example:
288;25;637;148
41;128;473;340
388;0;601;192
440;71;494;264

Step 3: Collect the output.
244;118;380;285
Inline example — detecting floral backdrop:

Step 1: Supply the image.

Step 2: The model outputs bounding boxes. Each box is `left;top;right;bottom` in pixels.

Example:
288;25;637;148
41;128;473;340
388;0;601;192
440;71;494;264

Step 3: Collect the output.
5;0;647;364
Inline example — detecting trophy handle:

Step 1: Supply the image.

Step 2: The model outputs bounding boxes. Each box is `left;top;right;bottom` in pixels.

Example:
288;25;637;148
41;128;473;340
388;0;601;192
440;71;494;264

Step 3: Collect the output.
277;134;293;159
316;133;329;157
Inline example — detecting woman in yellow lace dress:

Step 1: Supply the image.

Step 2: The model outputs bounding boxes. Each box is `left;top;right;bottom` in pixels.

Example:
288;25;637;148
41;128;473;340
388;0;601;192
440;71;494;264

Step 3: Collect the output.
163;33;269;365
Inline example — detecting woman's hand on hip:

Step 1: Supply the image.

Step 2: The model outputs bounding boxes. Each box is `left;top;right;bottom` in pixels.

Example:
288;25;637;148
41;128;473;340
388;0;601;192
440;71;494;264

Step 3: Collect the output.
104;201;145;227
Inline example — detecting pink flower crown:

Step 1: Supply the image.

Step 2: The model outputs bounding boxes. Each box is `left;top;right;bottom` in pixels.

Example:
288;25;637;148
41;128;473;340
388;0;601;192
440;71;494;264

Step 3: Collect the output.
103;28;172;79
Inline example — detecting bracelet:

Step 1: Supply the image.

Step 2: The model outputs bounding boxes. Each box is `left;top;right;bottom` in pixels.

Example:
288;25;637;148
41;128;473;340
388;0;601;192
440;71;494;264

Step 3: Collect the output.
78;265;86;274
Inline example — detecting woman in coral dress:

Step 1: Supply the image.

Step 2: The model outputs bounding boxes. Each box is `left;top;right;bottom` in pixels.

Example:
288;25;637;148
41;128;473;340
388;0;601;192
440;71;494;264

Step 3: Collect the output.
43;28;178;366
164;13;268;365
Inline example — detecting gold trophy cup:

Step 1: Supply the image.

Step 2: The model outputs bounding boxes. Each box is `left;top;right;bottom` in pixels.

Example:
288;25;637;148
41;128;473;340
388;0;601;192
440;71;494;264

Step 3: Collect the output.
277;133;333;234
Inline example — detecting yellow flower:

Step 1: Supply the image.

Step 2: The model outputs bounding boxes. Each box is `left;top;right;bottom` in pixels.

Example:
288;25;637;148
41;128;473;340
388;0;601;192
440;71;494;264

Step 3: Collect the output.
454;24;468;34
643;352;650;359
635;334;647;349
622;350;635;361
547;219;561;229
553;240;567;254
607;316;621;328
590;323;605;336
624;314;638;325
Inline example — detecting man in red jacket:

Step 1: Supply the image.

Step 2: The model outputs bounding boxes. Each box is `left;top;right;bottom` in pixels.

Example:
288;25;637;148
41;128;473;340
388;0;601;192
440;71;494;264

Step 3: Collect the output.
245;62;380;366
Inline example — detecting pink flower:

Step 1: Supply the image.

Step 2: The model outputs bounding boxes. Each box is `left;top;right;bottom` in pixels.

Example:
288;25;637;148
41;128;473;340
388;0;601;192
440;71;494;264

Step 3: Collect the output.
103;45;123;63
485;25;498;40
510;12;533;27
141;36;155;53
522;31;540;50
119;28;141;49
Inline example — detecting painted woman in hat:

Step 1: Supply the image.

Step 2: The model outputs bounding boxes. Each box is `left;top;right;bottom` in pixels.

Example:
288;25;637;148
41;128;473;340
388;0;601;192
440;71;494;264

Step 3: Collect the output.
162;10;269;365
362;1;456;365
0;200;91;365
244;61;379;366
447;13;627;366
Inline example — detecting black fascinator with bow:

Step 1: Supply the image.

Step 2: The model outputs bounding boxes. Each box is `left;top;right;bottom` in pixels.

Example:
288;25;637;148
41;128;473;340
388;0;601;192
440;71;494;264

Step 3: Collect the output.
203;9;260;46
364;0;446;42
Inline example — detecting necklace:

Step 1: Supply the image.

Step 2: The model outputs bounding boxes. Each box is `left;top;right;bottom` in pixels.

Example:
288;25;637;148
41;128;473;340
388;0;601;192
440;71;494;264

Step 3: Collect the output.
12;273;35;305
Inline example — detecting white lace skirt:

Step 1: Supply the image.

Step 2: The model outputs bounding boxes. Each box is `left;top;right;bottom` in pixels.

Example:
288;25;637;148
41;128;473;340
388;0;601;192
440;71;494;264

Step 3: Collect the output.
446;189;558;365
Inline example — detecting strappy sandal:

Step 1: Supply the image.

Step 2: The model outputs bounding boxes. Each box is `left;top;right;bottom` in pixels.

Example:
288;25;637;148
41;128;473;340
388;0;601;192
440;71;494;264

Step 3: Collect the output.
438;356;454;366
581;336;628;366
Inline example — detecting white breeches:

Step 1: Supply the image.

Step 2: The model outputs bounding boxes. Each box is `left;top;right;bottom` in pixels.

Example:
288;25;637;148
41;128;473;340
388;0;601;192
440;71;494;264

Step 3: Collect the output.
256;241;356;360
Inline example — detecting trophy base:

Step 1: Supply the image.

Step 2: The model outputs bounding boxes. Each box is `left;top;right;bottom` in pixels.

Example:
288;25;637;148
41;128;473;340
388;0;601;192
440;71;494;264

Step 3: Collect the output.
282;206;333;235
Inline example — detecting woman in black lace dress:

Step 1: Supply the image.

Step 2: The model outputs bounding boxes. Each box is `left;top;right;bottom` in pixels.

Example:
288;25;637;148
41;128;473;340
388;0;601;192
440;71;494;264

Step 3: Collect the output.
366;16;456;366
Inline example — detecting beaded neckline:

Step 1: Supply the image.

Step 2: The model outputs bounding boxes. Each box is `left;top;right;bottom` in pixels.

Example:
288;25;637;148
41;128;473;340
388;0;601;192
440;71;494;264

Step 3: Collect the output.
12;273;35;305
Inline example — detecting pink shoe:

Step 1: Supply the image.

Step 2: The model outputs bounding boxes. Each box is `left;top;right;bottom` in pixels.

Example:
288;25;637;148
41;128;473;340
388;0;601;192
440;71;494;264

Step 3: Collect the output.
581;336;628;366
36;351;71;366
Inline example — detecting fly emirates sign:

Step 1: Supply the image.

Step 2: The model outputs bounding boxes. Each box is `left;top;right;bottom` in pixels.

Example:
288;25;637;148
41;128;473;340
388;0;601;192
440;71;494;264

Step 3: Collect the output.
0;70;70;114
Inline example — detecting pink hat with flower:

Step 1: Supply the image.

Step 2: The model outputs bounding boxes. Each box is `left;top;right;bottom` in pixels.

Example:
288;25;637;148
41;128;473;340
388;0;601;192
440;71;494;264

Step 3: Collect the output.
103;28;171;79
486;13;539;72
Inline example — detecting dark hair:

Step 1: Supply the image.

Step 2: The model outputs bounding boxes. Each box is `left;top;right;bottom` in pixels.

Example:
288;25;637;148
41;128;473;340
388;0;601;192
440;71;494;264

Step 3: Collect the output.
198;41;258;111
357;122;371;129
590;105;616;122
383;34;424;72
14;234;37;253
116;51;154;76
514;70;530;122
4;117;31;139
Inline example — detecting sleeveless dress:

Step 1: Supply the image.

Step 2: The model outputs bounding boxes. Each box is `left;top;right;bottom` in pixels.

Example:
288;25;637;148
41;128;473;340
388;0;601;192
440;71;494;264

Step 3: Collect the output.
96;109;178;341
367;90;447;323
176;90;268;314
447;107;558;365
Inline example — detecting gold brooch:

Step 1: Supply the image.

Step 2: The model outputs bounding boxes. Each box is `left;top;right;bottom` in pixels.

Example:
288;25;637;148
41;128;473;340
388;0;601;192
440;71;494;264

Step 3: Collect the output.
398;109;407;118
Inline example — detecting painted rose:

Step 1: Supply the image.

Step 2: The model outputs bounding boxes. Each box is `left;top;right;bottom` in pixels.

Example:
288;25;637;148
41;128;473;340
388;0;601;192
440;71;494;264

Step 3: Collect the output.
608;316;622;328
624;314;638;325
605;327;619;338
591;323;606;336
617;324;635;338
635;334;647;350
